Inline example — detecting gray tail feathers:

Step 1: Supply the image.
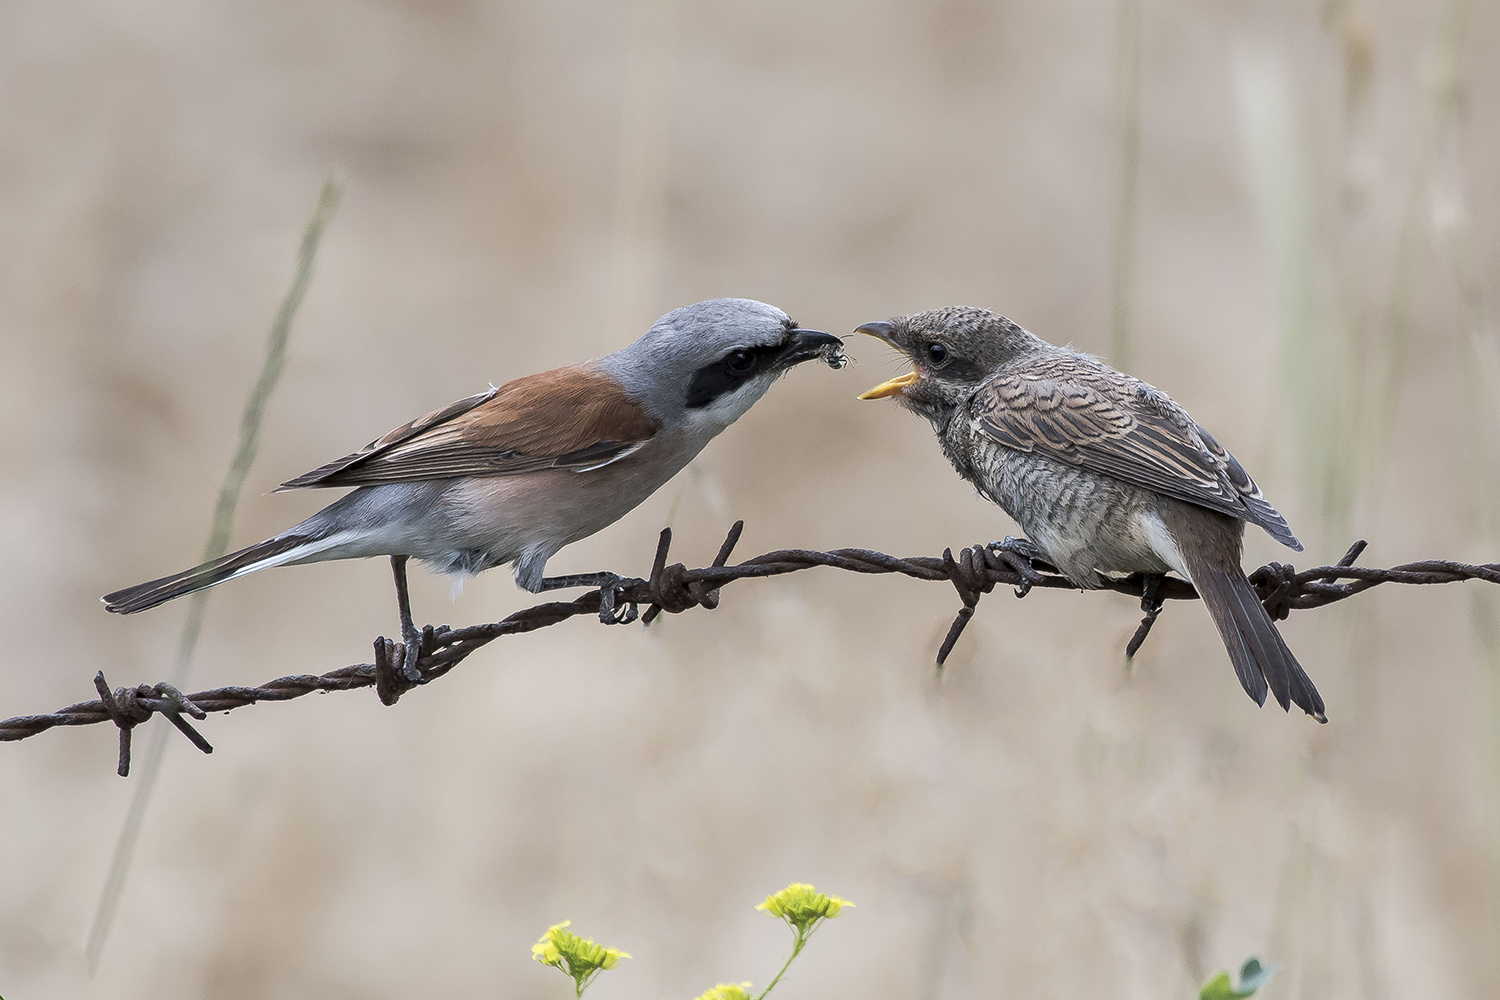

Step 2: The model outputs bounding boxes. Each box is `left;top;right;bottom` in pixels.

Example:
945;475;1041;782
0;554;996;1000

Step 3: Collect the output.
103;534;317;615
1189;561;1326;722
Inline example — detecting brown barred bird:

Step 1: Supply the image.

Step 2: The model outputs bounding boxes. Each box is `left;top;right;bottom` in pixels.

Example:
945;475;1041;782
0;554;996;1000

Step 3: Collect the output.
857;306;1324;722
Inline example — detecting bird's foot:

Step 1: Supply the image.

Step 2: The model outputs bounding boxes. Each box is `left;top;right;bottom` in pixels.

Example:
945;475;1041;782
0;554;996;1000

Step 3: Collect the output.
987;536;1047;597
1125;573;1167;660
597;573;641;625
989;535;1044;561
399;621;426;684
1138;573;1166;615
539;571;640;625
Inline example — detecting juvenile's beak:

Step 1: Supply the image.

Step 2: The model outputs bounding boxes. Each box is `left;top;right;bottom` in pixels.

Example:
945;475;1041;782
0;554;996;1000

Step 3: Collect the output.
858;370;919;400
854;320;898;346
776;328;845;368
853;320;917;400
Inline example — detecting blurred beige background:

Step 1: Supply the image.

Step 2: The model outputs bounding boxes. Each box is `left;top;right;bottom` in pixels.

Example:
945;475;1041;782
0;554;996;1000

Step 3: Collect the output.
2;1;1498;997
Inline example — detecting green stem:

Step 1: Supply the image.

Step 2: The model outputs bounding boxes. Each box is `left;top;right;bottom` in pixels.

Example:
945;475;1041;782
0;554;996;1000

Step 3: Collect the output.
84;179;342;976
755;929;809;1000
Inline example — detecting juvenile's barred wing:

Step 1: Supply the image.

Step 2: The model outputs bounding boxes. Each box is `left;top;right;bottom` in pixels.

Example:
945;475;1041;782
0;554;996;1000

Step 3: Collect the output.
971;363;1302;550
278;364;660;489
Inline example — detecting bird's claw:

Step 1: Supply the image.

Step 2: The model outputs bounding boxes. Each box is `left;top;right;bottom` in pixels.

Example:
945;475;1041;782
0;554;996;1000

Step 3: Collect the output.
990;535;1044;561
536;570;641;623
988;536;1046;597
1125;574;1168;660
1138;573;1166;615
399;624;426;684
597;574;641;625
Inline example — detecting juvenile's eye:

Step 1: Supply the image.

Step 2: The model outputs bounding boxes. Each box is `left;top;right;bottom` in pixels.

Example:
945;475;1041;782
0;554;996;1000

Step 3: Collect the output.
926;342;949;366
724;349;755;374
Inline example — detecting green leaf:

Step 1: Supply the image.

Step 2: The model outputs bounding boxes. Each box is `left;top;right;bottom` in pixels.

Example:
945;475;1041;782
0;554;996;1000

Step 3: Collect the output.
1199;971;1240;1000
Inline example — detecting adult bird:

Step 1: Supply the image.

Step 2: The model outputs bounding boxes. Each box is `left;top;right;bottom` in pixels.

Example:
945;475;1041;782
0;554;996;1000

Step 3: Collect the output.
855;306;1324;721
105;297;845;680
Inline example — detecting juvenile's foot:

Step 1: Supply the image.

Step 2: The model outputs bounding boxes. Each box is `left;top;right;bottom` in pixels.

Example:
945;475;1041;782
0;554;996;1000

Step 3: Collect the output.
987;536;1047;596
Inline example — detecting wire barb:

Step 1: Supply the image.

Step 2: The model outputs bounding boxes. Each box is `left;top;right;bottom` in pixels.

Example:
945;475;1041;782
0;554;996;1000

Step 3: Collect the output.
88;671;214;776
6;527;1498;774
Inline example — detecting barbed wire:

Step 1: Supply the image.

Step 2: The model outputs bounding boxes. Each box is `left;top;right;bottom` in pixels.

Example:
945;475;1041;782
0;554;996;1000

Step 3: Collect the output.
5;523;1498;775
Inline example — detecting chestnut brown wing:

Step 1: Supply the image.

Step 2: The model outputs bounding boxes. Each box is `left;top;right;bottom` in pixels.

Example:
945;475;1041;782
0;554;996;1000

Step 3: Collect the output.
278;364;661;489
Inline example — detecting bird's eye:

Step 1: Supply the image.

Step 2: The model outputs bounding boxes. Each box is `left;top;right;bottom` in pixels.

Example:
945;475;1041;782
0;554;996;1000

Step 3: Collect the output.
926;342;949;366
724;349;755;374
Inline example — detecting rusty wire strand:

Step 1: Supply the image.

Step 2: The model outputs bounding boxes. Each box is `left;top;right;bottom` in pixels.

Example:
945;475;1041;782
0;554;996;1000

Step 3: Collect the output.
5;524;1498;774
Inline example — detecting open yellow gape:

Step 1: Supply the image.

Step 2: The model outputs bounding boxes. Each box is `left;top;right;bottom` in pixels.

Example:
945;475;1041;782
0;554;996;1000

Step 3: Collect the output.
858;370;918;400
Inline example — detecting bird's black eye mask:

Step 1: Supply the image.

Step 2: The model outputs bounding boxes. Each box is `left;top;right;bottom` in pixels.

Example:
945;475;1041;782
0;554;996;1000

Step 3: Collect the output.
685;344;784;408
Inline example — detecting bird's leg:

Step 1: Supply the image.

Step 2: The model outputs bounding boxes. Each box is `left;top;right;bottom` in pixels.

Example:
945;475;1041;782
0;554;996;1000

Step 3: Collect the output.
1124;573;1167;659
987;535;1047;597
538;572;641;626
537;572;621;591
389;555;425;684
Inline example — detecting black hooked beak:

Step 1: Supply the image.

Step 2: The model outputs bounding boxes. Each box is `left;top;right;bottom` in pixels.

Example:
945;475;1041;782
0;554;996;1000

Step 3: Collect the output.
776;328;846;369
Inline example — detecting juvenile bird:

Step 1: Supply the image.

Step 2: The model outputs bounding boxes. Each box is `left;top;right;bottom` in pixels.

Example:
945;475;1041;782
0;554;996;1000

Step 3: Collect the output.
105;297;845;680
856;306;1324;721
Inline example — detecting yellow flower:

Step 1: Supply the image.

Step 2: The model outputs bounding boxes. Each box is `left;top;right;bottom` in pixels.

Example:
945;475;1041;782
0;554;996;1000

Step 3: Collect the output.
756;883;855;934
530;920;631;997
532;937;563;968
692;982;754;1000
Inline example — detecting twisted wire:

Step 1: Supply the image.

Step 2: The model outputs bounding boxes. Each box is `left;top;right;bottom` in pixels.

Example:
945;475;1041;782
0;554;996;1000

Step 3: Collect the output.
5;525;1496;774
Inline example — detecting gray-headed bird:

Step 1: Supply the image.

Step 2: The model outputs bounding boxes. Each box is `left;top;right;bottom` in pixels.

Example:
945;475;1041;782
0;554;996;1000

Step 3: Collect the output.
105;298;845;680
856;306;1324;721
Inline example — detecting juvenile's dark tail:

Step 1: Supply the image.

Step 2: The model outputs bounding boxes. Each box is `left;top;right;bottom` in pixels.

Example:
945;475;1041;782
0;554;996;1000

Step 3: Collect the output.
103;534;319;614
1188;560;1326;722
